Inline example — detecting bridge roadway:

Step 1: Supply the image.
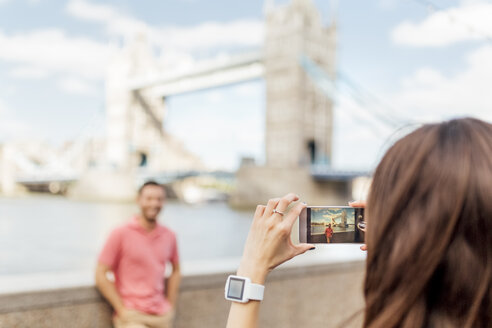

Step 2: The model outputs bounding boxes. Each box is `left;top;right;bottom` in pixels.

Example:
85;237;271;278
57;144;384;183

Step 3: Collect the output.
14;166;368;202
14;169;236;197
15;166;367;186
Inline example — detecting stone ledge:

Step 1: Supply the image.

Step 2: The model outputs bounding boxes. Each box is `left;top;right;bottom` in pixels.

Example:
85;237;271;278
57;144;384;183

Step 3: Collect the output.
0;259;364;314
0;259;366;328
0;287;101;314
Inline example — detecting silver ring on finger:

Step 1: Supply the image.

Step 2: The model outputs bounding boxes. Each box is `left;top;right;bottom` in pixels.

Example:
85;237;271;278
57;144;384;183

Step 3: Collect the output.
273;209;284;216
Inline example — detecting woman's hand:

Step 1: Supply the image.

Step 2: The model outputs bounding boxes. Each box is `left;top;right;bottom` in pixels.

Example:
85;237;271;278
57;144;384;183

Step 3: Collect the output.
237;193;315;284
349;200;367;251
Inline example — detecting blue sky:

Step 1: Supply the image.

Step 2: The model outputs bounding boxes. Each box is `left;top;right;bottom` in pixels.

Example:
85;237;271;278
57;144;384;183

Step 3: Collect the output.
1;0;492;170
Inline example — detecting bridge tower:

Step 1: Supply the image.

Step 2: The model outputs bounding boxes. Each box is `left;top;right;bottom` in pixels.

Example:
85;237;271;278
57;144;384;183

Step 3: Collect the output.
104;34;203;174
105;34;166;171
69;35;203;201
231;0;350;207
264;0;336;168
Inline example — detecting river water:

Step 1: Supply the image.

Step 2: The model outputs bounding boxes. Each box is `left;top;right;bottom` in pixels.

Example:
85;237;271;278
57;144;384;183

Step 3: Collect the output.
0;195;254;276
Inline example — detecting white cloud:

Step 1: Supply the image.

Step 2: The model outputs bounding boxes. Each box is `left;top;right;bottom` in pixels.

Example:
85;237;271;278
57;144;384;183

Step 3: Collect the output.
0;29;109;80
66;0;148;38
385;1;492;122
327;0;492;171
9;66;49;79
389;44;492;122
341;43;492;126
152;20;263;52
57;76;97;95
378;0;399;10
0;100;30;141
0;0;262;90
401;67;446;88
392;1;492;47
332;38;492;170
66;0;263;52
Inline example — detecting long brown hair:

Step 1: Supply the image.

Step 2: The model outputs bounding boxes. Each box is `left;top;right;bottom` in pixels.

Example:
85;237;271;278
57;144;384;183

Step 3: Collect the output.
364;118;492;328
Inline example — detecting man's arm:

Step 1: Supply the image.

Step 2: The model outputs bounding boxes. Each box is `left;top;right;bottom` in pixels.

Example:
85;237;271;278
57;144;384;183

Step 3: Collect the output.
165;261;181;308
95;262;126;315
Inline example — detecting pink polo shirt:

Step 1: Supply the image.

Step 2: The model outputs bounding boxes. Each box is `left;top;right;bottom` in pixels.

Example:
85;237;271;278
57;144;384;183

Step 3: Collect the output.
98;217;179;315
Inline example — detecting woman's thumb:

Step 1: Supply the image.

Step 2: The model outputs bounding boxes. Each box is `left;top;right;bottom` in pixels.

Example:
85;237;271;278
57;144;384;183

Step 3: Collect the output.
295;243;315;255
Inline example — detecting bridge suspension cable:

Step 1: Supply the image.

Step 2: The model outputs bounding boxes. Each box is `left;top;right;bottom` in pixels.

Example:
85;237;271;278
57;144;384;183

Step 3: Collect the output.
299;55;385;137
300;55;415;137
338;71;416;128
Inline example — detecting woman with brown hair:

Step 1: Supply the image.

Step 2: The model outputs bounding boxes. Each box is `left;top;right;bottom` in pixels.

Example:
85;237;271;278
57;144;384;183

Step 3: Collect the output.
226;117;492;328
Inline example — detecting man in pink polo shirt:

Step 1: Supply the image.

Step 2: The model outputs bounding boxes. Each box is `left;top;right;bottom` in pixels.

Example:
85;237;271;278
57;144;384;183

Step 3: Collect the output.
95;181;181;328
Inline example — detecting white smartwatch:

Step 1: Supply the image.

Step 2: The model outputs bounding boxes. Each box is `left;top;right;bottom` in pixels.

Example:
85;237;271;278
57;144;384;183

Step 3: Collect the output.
224;275;265;303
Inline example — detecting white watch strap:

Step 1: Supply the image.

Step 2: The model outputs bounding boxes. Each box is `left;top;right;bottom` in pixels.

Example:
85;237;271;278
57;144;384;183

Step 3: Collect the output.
246;282;265;301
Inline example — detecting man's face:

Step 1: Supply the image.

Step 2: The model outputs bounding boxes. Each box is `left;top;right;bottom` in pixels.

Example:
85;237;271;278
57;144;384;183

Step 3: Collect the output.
137;185;166;222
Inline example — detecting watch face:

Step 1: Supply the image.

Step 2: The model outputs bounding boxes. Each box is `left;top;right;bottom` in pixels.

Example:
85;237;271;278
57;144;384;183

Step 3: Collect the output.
227;277;245;300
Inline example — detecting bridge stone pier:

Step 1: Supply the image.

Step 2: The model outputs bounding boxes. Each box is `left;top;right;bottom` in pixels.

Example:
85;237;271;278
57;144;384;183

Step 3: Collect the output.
0;145;16;195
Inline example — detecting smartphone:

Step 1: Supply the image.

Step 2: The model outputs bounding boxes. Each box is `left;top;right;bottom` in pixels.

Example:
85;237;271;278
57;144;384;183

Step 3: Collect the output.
299;206;365;244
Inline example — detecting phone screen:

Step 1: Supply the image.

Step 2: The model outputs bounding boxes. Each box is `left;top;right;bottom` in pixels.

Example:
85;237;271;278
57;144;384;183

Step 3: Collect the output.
300;206;365;244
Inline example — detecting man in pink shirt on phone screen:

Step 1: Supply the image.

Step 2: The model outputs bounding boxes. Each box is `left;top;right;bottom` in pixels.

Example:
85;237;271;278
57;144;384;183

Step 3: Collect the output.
95;181;181;328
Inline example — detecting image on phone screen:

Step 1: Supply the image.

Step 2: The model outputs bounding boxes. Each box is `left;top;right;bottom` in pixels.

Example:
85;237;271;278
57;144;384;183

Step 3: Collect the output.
299;206;365;244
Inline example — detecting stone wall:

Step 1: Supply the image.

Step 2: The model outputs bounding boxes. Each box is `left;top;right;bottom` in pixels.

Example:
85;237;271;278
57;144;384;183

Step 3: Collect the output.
0;261;365;328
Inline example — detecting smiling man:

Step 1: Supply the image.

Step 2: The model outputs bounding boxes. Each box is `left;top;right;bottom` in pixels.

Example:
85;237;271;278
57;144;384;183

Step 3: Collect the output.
95;181;181;328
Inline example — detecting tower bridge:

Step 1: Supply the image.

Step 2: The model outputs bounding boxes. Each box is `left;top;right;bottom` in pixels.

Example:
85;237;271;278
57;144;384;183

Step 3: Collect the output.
1;0;367;203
